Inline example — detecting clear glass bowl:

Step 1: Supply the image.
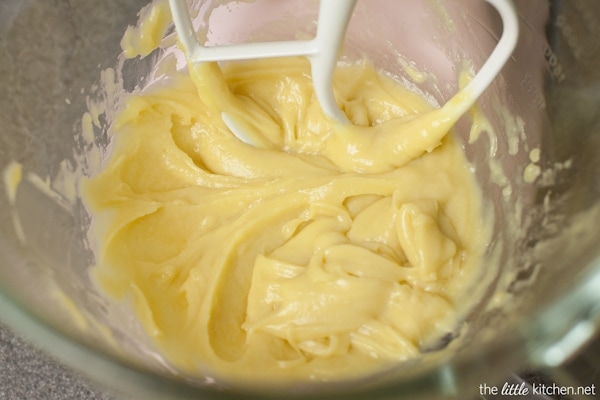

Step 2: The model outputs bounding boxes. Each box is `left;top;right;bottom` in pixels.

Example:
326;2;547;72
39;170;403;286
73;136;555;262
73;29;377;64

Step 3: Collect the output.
1;0;599;398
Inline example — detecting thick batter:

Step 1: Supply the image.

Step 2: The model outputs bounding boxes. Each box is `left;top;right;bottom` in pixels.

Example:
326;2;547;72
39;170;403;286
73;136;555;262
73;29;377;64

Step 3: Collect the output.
83;45;489;383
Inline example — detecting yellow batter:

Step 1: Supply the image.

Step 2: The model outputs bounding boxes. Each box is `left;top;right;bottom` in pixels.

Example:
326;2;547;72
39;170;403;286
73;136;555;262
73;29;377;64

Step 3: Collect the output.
83;52;489;382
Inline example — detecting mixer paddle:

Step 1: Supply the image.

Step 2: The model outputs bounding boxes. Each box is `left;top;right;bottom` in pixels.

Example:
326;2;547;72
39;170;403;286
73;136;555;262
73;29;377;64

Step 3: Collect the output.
168;0;518;146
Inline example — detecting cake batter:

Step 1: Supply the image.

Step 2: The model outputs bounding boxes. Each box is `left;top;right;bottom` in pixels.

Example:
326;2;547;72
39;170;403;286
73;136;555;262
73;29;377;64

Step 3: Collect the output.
83;4;490;384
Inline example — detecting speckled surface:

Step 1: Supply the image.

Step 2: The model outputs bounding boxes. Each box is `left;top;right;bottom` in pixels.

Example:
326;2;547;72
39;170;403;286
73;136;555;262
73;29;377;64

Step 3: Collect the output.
1;318;597;400
0;322;118;400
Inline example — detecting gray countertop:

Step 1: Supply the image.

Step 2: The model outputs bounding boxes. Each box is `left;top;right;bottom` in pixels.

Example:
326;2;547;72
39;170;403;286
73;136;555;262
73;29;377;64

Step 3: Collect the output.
0;322;117;400
1;319;597;400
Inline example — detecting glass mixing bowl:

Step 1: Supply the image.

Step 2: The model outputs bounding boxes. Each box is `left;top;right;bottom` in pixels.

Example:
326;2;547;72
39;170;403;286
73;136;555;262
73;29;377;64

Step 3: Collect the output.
1;0;599;398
